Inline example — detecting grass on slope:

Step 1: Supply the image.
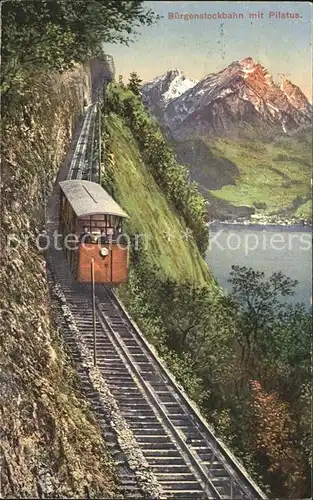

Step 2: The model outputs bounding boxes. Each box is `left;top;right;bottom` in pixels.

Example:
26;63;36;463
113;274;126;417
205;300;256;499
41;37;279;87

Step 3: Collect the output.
106;113;210;285
294;199;312;219
179;133;312;216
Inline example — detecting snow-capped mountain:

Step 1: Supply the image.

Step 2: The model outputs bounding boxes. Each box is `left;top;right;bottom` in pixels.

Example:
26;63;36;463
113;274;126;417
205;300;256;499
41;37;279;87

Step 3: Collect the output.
142;69;198;110
142;58;312;138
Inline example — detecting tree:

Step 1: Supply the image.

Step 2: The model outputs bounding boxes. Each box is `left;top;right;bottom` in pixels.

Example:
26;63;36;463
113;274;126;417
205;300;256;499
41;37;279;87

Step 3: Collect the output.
162;350;208;406
118;75;125;88
228;266;299;364
250;380;306;497
157;280;214;353
1;1;158;99
127;71;142;96
225;265;311;410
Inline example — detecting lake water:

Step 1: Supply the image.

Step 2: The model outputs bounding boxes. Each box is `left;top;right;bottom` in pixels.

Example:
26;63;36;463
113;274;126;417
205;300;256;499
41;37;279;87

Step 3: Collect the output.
206;224;312;308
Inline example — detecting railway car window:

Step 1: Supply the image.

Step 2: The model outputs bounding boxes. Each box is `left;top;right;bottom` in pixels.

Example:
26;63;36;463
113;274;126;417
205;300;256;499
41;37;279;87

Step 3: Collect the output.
91;229;101;243
74;215;124;242
91;214;105;220
79;227;91;243
99;230;106;244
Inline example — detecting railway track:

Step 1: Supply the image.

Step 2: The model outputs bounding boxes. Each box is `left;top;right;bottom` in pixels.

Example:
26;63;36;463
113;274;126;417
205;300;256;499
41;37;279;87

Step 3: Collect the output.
47;256;146;499
47;102;267;499
94;284;266;500
68;103;97;180
48;253;266;499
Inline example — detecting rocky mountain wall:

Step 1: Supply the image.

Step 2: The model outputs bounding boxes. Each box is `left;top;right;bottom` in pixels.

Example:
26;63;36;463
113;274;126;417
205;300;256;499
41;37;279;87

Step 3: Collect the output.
0;62;117;498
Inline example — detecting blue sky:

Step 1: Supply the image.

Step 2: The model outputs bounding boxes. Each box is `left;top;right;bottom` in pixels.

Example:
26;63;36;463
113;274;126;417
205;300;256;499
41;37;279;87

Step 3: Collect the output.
103;1;312;100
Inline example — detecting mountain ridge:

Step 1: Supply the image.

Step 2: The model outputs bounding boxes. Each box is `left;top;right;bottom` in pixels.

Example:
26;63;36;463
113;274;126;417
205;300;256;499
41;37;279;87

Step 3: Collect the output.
142;57;312;138
141;58;312;220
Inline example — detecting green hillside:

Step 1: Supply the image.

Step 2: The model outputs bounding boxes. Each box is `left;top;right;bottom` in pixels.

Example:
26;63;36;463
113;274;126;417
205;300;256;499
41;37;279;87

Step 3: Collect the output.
104;113;211;285
174;130;312;219
100;84;311;498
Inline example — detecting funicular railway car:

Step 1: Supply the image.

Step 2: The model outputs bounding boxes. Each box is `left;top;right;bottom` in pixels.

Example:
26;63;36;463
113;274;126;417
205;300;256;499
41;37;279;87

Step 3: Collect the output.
59;180;129;284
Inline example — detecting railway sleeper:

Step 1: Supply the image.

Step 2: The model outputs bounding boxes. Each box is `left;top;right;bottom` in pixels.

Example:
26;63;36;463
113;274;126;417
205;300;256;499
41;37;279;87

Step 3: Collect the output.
148;457;187;466
119;401;154;409
143;450;183;458
128;421;167;429
161;491;204;499
136;441;177;450
120;406;156;415
150;465;192;473
161;481;204;490
131;428;166;437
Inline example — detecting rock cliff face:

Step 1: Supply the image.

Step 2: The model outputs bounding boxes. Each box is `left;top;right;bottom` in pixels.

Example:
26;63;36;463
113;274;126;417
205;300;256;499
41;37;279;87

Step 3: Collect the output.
90;54;115;99
282;79;312;114
142;69;197;108
141;69;198;120
0;63;117;498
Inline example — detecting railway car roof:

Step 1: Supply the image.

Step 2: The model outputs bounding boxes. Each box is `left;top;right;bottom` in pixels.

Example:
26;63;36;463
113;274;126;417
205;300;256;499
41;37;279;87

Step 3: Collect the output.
59;180;129;218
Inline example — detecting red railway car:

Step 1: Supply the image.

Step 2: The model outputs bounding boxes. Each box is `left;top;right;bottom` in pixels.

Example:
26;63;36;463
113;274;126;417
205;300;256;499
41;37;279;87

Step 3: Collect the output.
59;180;129;284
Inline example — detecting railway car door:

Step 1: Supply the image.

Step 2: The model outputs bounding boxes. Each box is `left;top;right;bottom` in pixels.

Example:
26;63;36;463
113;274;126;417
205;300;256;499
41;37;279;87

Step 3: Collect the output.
77;243;112;283
98;246;112;283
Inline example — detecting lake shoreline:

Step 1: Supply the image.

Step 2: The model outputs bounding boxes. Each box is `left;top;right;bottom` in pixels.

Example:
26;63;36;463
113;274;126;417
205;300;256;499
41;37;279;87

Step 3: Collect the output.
206;225;312;307
209;222;312;233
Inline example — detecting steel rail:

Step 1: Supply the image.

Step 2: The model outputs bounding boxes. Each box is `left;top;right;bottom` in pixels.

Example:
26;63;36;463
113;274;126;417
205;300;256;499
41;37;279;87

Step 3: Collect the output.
105;286;267;499
93;292;222;500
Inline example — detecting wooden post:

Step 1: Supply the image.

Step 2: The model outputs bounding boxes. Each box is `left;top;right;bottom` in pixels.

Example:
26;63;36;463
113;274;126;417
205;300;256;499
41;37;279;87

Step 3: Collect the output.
110;247;113;283
98;92;101;185
91;258;96;366
89;105;96;182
